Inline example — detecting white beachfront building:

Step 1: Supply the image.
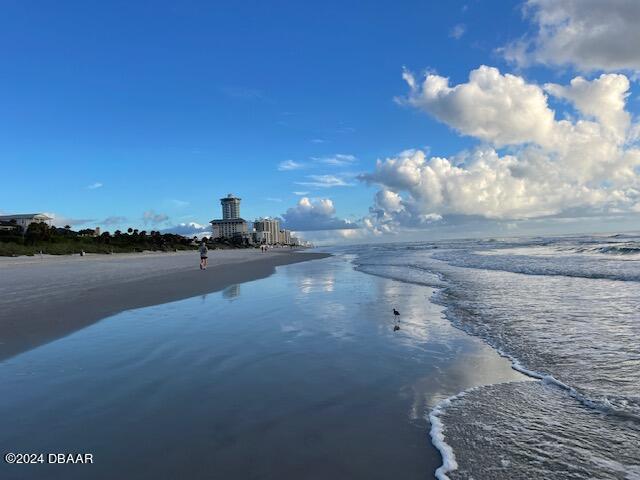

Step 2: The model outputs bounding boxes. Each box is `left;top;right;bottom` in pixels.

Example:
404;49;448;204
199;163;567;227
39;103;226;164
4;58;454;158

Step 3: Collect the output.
211;218;249;239
252;218;294;245
208;195;296;245
0;213;53;231
253;217;280;244
252;229;273;244
279;229;291;245
220;194;241;220
210;194;249;239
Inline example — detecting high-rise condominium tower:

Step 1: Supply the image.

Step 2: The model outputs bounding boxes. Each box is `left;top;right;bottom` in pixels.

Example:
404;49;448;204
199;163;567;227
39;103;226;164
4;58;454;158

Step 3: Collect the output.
220;194;241;219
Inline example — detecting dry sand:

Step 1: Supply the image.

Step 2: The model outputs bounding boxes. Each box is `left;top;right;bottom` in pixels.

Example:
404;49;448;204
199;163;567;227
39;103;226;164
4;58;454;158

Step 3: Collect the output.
0;249;329;361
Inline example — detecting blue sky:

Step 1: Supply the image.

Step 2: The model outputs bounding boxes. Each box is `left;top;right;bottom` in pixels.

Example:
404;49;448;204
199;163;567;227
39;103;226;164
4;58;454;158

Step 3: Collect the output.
2;0;640;241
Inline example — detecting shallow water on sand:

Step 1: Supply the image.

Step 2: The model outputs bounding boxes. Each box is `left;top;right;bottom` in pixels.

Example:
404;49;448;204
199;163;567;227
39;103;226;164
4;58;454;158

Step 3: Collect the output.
350;235;640;479
0;255;524;479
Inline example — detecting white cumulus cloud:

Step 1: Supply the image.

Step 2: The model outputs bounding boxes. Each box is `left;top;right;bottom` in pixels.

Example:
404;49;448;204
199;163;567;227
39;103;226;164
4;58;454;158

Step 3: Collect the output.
281;197;358;231
503;0;640;72
361;66;640;233
544;74;630;139
400;65;556;147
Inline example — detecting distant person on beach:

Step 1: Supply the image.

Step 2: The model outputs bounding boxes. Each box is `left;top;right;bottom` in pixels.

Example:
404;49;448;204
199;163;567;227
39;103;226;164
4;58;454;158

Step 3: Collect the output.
199;242;208;270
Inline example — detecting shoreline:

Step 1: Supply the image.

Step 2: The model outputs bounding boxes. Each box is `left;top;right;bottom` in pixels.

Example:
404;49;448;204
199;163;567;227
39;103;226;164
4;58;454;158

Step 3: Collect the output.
0;249;526;480
0;249;330;362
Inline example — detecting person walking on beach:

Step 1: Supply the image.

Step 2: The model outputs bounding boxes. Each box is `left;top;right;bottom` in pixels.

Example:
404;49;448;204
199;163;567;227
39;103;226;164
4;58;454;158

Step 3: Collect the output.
199;241;208;270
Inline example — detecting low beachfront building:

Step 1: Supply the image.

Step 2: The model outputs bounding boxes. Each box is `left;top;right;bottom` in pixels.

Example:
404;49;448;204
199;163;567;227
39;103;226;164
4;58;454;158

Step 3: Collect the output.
254;218;280;244
0;221;19;232
210;218;249;239
252;230;272;244
279;229;291;245
0;213;53;231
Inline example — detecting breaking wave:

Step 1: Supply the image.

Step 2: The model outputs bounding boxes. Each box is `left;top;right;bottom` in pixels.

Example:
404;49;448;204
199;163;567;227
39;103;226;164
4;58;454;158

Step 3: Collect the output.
346;234;640;478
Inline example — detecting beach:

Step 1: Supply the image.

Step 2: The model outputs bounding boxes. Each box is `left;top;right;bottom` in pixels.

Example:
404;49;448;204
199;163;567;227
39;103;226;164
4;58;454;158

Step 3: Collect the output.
0;249;329;361
2;236;634;479
0;248;525;480
4;0;638;477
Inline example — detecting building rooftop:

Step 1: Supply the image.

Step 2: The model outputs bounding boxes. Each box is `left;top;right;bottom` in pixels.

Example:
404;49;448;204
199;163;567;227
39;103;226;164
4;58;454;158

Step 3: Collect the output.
0;213;52;220
220;193;241;201
210;218;248;224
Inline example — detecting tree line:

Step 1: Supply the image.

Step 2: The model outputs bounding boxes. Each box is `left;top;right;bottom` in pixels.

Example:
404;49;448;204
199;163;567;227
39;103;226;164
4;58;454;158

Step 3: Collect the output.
0;221;197;256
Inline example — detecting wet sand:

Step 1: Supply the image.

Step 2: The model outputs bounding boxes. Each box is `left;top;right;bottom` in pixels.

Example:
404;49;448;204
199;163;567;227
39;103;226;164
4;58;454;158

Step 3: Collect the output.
0;249;329;361
0;254;527;479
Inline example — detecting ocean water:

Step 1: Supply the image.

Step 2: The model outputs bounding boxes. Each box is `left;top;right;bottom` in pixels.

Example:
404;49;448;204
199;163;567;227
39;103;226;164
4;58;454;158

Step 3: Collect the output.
346;234;640;479
0;254;525;480
2;237;638;479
